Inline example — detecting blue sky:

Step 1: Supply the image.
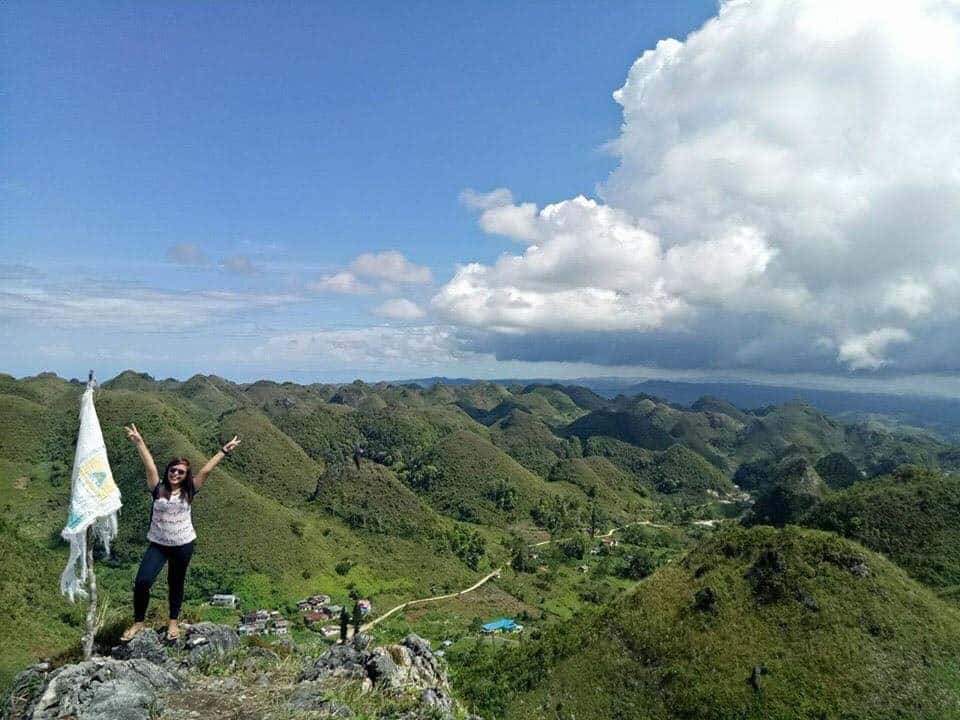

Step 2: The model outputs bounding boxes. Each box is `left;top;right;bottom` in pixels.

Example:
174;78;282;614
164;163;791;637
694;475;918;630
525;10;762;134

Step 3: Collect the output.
5;1;960;395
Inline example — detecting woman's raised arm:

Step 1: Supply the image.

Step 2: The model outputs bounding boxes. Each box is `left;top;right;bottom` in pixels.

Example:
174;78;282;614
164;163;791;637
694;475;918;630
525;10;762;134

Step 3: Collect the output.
194;435;241;490
124;424;160;491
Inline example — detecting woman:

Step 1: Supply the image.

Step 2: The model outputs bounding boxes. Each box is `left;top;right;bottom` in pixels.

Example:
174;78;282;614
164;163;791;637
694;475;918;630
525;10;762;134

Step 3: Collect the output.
120;424;241;642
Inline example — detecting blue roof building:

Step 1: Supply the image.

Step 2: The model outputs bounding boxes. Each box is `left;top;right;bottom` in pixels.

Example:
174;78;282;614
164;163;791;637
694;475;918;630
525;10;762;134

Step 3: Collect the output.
481;618;523;634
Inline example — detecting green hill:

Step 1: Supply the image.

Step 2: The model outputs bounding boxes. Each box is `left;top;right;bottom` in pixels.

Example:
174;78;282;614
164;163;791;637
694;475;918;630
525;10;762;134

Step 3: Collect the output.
0;394;45;462
465;526;960;719
736;401;847;462
544;383;611;412
263;401;361;466
805;467;960;595
489;410;569;477
407;430;559;526
313;460;447;539
562;410;676;450
639;444;735;499
583;435;655;475
691;395;749;423
547;457;650;523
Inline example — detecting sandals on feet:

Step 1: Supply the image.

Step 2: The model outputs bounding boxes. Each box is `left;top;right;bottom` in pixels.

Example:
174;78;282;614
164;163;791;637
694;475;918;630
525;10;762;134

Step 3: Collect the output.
120;624;144;643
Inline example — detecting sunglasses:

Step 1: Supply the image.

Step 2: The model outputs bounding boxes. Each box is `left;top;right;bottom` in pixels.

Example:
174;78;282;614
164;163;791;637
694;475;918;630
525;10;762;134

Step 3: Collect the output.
168;467;187;476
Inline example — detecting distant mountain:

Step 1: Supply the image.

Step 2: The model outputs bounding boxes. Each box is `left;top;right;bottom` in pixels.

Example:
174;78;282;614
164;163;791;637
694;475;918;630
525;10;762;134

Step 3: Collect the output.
401;376;960;440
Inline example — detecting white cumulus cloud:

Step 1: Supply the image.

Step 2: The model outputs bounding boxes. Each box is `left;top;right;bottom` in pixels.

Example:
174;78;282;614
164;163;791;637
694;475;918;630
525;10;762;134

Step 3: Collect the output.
351;251;432;284
374;298;426;320
837;328;912;371
310;271;375;295
437;0;960;375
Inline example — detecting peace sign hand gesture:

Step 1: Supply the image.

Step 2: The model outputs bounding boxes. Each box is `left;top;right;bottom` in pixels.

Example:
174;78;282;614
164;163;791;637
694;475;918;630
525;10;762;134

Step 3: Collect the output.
124;423;144;446
222;435;241;454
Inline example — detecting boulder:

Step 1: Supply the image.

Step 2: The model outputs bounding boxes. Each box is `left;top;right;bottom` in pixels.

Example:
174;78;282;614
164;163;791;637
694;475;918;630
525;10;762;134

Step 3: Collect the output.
5;665;50;720
180;622;240;664
18;657;180;720
301;643;368;682
295;633;457;718
420;686;454;713
111;623;239;668
365;647;399;686
111;628;171;667
351;632;373;651
287;681;354;716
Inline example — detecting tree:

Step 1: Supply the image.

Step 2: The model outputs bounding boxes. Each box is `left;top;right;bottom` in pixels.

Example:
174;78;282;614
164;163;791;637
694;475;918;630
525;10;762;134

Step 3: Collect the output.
589;501;607;538
352;602;362;636
619;550;656;580
560;534;586;560
507;534;535;573
339;606;349;643
490;480;519;511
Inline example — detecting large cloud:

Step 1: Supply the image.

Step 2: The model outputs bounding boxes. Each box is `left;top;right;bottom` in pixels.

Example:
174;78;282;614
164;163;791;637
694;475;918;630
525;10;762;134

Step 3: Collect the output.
435;0;960;375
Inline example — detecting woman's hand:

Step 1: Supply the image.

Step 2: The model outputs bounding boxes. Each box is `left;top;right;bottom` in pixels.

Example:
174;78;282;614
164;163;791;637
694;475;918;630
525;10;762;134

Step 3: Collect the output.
124;424;144;445
125;423;159;489
222;435;241;454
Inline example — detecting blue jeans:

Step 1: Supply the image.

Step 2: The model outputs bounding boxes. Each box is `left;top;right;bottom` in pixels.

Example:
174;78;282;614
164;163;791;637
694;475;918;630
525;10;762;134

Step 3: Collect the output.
133;541;195;621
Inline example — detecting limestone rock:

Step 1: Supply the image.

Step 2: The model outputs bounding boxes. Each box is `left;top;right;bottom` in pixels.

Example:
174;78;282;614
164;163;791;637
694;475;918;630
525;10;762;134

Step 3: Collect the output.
111;628;170;667
5;665;50;720
180;622;240;664
21;657;181;720
287;681;354;716
301;643;368;682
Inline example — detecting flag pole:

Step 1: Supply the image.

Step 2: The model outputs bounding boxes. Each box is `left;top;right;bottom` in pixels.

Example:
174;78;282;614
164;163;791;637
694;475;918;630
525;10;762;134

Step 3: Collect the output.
81;370;97;660
82;524;97;660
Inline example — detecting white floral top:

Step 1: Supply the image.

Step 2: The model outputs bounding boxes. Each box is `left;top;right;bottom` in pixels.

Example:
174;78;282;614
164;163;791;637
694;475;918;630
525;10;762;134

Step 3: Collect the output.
147;489;197;546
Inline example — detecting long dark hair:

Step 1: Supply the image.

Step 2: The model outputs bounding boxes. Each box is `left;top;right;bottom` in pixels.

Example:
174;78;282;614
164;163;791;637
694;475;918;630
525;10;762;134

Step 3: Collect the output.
161;457;196;503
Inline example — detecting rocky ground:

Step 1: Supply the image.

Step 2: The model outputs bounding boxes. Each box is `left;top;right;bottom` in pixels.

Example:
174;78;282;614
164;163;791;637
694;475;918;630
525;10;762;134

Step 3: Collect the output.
4;623;479;720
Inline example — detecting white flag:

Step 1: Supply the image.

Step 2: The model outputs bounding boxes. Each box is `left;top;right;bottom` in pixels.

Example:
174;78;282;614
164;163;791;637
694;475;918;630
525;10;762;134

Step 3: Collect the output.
60;381;122;602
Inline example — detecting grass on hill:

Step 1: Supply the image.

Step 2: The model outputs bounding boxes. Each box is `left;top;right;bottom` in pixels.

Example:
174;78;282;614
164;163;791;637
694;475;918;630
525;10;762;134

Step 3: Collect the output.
561;410;677;450
804;466;960;594
546;457;651;524
639;444;734;499
0;394;46;462
457;525;960;720
489;410;569;478
410;431;559;526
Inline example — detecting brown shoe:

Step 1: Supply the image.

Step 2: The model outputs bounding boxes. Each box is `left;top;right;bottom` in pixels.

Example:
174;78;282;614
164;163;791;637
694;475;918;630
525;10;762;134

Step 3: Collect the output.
120;623;145;642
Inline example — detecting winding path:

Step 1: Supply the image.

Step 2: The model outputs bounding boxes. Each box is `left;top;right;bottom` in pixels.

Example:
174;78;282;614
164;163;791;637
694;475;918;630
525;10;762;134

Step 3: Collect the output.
357;520;659;633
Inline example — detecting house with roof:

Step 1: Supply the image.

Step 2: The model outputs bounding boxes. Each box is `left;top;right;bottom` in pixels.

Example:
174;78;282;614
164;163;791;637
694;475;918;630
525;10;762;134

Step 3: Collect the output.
481;618;523;635
210;594;239;608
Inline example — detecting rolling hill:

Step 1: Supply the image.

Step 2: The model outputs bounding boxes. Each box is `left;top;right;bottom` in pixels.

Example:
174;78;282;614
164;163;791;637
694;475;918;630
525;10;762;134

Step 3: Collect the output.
461;526;960;719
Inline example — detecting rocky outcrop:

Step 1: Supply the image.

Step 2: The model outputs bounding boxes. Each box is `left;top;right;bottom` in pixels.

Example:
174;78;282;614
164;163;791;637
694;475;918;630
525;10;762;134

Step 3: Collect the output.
7;624;239;720
296;633;460;718
9;657;181;720
110;628;171;667
9;626;474;720
111;622;240;668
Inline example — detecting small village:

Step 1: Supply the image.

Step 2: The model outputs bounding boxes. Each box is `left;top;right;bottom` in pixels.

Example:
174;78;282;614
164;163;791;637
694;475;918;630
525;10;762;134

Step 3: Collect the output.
209;592;374;639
